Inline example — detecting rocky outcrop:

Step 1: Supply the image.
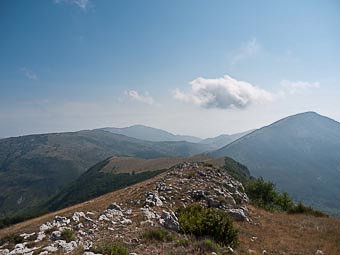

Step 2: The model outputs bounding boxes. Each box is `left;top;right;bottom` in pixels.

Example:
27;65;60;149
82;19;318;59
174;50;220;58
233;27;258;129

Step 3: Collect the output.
0;162;251;255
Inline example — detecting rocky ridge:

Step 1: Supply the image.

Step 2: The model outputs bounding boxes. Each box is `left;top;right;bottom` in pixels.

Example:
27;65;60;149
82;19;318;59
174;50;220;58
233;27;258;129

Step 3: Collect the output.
0;162;250;255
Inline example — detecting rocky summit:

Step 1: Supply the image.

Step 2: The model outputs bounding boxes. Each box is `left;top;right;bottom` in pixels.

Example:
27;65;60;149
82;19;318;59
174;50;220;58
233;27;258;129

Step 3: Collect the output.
0;162;250;255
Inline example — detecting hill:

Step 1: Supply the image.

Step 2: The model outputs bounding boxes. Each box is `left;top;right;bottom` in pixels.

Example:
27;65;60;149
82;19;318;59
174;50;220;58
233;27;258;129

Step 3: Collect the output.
99;124;202;143
211;112;340;215
0;130;211;217
199;130;254;149
42;155;225;212
0;160;338;255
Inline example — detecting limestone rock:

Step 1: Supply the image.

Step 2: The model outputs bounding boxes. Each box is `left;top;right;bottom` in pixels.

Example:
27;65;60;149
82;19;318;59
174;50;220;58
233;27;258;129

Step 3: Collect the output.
160;210;180;231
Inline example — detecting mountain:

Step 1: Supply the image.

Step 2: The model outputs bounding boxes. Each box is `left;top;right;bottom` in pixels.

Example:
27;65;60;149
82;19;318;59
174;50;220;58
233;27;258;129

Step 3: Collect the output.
211;112;340;215
99;124;202;143
42;155;225;212
0;130;212;217
1;160;339;255
199;130;254;149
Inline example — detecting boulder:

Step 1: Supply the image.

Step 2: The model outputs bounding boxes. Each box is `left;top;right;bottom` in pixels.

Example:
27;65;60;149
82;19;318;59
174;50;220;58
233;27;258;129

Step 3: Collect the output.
0;249;9;255
145;192;163;207
226;209;248;221
161;210;180;231
72;212;86;222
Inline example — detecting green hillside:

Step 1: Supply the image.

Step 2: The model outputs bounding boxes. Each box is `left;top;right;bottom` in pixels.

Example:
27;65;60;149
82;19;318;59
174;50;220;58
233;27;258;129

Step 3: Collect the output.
211;112;340;215
0;130;212;217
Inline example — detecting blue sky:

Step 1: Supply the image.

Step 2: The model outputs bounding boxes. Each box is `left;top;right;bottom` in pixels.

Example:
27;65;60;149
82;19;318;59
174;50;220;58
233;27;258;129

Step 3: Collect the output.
0;0;340;138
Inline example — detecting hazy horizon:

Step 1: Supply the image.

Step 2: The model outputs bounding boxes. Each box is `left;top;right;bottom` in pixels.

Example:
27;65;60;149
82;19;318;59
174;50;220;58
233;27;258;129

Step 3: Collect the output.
1;1;339;138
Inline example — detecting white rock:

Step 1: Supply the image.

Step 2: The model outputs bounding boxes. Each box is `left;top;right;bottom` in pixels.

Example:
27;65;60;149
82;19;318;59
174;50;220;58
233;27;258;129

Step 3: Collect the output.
161;210;180;231
120;218;132;225
8;243;40;255
226;208;248;221
72;212;85;222
98;215;110;221
35;232;46;242
0;249;9;255
39;223;52;232
55;240;77;253
19;233;35;240
315;251;324;255
43;245;58;253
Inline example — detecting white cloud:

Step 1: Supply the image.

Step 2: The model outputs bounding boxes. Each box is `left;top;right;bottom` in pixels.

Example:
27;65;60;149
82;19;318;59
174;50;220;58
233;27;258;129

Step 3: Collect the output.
125;90;154;105
173;75;273;110
231;38;260;65
280;80;320;95
54;0;91;10
21;68;38;80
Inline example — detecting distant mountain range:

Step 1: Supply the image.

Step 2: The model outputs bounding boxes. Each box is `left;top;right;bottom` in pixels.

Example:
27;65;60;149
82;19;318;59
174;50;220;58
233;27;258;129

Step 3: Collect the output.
0;129;212;217
211;112;340;215
99;125;202;143
199;130;254;148
99;124;252;149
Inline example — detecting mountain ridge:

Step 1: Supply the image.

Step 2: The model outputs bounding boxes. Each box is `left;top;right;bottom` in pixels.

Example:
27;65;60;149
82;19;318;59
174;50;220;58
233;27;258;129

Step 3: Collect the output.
211;111;340;215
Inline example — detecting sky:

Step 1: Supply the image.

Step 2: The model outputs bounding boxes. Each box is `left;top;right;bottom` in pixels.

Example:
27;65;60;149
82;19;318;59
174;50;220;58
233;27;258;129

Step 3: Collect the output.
0;0;340;138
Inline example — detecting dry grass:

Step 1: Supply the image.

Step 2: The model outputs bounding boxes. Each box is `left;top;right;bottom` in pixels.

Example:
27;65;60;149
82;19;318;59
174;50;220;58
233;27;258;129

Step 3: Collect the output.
236;205;340;254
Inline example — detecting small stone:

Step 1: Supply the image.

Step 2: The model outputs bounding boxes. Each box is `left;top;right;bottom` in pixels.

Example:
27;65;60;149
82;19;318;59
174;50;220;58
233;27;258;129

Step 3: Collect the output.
315;251;324;255
50;231;61;241
107;203;122;211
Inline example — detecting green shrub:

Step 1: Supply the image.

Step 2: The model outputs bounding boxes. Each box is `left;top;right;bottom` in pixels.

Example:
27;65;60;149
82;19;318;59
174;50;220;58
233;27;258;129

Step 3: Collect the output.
175;239;190;247
92;242;129;255
141;228;174;242
0;233;24;246
246;178;328;217
245;177;294;211
177;204;238;247
203;162;214;167
60;229;76;242
288;202;327;217
196;239;220;253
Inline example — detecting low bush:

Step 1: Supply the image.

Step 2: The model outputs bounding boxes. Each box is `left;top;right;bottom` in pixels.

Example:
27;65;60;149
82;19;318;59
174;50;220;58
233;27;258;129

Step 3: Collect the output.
245;178;328;217
288;202;327;217
91;242;129;255
141;228;174;242
196;239;220;253
246;177;294;211
175;239;190;247
0;233;24;246
203;162;214;168
60;229;76;242
177;204;238;247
